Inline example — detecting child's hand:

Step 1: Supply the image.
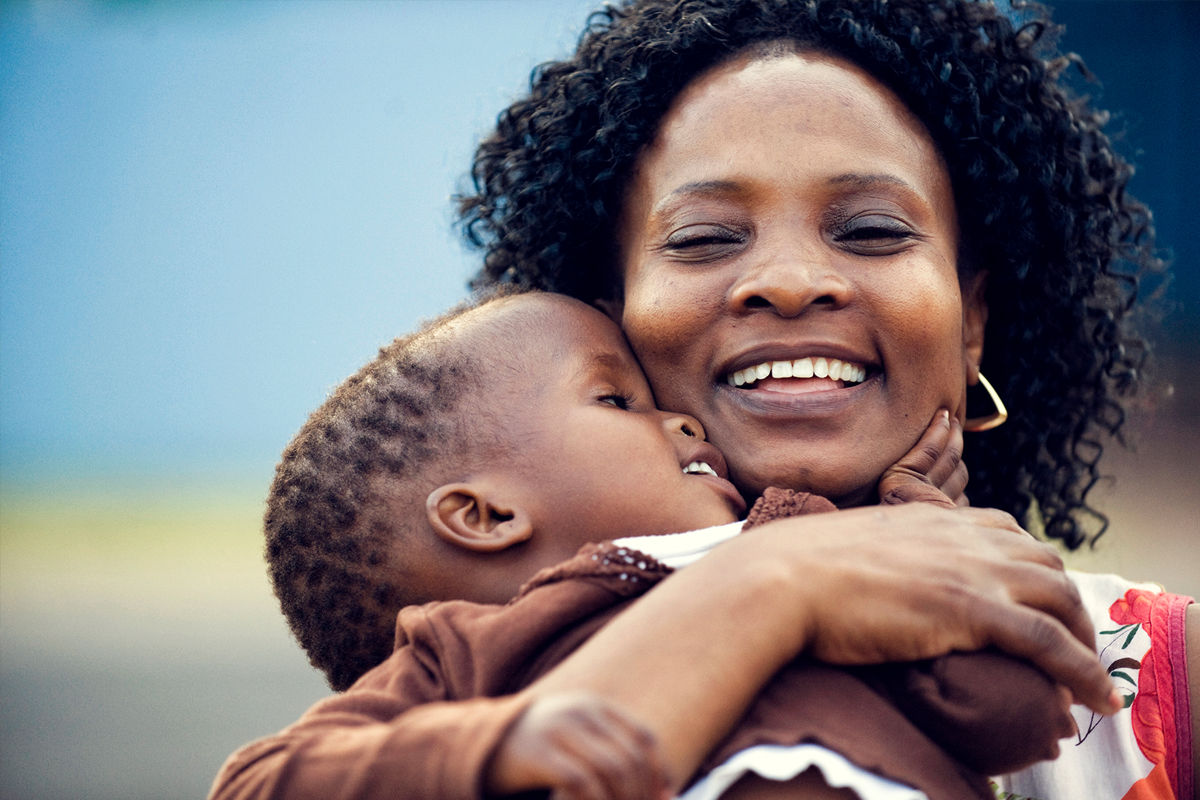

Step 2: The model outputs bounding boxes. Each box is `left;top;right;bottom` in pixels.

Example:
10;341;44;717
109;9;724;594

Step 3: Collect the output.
486;692;672;800
878;409;968;508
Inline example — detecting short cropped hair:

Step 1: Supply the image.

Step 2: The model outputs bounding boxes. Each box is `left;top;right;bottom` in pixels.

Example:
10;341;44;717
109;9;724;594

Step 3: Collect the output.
458;0;1163;549
265;287;528;690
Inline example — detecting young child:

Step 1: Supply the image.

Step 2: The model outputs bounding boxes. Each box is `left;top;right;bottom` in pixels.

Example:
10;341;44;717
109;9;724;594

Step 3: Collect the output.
211;290;1075;800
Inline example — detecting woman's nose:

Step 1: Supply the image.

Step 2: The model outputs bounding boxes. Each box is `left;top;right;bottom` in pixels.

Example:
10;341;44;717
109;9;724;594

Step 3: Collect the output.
663;412;706;441
728;252;854;317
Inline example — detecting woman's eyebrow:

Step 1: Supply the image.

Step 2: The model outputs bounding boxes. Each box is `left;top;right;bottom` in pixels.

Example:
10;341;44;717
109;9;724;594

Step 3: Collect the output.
652;179;742;215
827;172;915;192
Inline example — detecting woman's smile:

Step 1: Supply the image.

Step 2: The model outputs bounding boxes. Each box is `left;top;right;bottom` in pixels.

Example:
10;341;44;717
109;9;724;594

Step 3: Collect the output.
616;50;987;505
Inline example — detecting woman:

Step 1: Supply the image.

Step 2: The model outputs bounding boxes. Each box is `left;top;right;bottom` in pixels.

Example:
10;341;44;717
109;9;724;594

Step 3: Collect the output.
457;0;1196;797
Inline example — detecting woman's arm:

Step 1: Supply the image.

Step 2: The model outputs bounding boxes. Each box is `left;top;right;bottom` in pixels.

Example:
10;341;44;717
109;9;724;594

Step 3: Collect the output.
521;503;1119;790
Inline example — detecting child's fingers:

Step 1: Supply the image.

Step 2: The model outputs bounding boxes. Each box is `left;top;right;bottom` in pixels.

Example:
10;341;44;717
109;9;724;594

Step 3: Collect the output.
939;455;968;499
895;409;952;480
932;420;968;502
499;692;670;800
564;702;669;800
923;415;965;490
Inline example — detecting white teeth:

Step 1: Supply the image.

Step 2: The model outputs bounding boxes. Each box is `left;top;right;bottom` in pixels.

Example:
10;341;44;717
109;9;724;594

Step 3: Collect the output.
684;461;718;477
725;357;867;388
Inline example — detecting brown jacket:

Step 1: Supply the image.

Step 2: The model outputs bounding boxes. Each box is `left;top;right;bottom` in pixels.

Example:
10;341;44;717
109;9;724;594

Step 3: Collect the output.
210;489;1070;800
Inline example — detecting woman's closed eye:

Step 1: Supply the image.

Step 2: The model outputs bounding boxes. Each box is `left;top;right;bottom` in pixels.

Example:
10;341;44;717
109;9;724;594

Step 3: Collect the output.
661;224;748;261
833;214;920;256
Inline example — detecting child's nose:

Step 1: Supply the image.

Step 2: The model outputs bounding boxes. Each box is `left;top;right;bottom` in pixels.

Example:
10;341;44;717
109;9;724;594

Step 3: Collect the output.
663;412;706;441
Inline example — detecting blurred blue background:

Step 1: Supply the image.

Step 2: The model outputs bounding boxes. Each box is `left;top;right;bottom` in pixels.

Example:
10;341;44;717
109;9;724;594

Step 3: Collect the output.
1;2;1196;799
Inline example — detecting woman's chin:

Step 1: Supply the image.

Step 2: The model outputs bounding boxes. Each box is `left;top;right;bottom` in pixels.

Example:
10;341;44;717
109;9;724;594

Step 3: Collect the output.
732;465;880;508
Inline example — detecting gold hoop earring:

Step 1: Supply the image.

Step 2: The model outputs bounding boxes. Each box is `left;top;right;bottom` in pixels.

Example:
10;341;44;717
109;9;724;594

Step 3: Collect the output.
964;372;1008;432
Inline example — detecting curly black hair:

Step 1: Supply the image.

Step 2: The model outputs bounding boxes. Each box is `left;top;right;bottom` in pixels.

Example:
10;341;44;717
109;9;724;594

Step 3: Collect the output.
458;0;1161;549
265;288;527;690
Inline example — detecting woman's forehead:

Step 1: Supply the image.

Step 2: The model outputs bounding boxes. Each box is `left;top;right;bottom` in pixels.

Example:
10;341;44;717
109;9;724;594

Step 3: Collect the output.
641;50;949;200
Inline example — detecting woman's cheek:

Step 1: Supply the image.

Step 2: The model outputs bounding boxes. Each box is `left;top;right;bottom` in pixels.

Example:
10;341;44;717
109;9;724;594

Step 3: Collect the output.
622;280;719;406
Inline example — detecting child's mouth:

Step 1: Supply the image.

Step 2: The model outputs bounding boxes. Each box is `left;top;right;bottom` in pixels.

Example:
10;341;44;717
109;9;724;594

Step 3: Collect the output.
725;357;868;391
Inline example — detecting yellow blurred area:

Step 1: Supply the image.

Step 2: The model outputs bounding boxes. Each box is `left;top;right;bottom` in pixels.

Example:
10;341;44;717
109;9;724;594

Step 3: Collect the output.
1;478;273;655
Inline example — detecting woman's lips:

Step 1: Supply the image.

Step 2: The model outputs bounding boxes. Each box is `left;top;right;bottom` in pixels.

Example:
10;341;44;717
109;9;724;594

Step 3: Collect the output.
748;376;845;395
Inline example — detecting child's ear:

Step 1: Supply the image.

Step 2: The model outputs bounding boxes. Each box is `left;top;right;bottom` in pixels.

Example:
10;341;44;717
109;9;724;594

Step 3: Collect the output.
426;483;534;553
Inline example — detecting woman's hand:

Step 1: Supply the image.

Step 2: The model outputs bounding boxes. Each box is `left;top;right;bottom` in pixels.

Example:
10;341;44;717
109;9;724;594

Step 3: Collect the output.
749;503;1116;710
530;503;1118;789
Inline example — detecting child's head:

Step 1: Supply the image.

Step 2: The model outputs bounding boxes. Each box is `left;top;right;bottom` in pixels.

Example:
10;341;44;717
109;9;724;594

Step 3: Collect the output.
266;290;745;690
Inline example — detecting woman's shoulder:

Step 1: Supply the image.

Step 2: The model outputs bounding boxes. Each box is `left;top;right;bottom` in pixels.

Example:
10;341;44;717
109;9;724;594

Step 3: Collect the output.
994;571;1195;800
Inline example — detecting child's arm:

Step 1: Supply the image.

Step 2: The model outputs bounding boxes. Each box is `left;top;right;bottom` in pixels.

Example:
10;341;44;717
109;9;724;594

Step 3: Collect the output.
210;565;674;800
487;692;671;800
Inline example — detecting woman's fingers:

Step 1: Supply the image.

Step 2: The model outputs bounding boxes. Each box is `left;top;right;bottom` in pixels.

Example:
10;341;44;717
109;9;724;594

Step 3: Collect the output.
975;600;1119;716
759;503;1118;715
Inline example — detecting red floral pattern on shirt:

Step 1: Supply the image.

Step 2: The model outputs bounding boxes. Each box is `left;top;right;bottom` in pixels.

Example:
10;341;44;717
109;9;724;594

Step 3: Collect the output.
1109;589;1166;769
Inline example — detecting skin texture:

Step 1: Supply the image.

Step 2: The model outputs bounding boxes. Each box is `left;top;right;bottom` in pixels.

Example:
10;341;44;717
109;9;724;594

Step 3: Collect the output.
405;293;745;607
615;51;986;507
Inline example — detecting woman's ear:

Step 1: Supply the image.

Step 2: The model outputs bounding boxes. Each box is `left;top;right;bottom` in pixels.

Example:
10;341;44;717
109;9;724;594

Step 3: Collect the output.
425;482;534;553
961;271;989;385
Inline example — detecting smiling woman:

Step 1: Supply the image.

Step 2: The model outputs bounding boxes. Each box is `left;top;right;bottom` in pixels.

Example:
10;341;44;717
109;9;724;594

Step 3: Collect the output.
615;50;977;506
460;0;1154;549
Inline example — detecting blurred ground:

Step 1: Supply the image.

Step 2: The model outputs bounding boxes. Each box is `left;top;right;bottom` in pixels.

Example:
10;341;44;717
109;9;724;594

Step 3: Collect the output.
1;404;1196;800
0;477;329;800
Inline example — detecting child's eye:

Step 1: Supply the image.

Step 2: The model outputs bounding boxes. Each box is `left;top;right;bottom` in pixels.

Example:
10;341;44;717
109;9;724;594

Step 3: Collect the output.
599;394;634;410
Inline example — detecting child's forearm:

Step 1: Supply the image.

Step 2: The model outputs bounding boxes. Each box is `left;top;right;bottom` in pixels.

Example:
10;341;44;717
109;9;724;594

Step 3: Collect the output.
209;696;531;800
